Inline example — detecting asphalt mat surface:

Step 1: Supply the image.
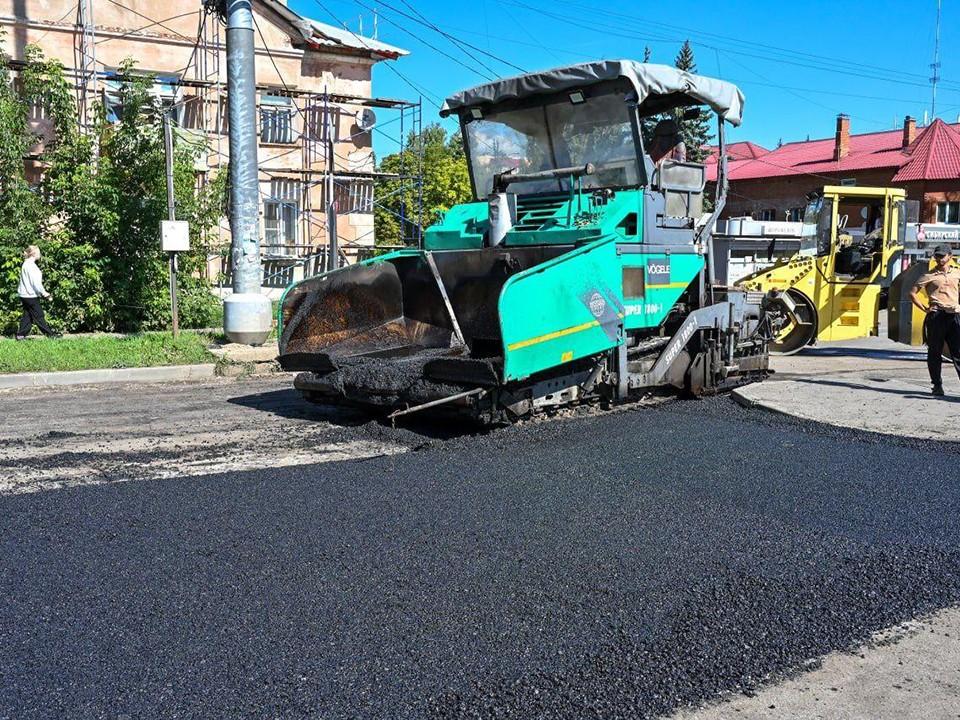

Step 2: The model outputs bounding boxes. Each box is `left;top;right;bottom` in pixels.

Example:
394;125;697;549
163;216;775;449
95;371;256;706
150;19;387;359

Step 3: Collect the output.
2;397;960;718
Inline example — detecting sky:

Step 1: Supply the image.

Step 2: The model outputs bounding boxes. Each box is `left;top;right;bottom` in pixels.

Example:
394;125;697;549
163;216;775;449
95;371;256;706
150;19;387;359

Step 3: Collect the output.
289;0;959;156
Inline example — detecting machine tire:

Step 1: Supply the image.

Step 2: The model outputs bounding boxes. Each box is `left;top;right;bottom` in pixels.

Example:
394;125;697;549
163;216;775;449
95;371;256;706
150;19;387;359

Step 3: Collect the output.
771;289;818;355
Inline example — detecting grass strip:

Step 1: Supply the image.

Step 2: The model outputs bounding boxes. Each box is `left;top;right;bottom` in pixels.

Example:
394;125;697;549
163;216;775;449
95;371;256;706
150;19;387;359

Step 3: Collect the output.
0;332;216;374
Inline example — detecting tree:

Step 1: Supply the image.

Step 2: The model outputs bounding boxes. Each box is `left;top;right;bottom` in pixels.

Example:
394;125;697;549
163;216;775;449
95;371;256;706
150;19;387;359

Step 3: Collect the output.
0;47;224;333
0;41;85;333
672;40;713;162
374;123;471;247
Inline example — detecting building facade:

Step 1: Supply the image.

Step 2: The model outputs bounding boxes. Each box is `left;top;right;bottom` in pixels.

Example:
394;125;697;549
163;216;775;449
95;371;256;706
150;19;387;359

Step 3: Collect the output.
0;0;413;290
707;115;960;227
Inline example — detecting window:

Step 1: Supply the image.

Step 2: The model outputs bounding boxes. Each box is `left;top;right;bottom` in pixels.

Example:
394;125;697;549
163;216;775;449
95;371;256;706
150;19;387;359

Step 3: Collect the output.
787;207;804;222
260;93;296;144
840;178;857;186
263;200;299;253
462;82;640;198
937;201;960;224
758;209;776;221
263;180;300;255
103;75;183;124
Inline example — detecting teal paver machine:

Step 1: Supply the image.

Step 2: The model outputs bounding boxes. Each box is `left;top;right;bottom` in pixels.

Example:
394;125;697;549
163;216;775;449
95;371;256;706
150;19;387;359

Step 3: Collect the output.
278;60;772;422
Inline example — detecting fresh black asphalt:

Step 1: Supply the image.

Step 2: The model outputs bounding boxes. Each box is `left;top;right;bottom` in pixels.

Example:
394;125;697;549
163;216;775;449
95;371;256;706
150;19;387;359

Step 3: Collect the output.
2;397;960;718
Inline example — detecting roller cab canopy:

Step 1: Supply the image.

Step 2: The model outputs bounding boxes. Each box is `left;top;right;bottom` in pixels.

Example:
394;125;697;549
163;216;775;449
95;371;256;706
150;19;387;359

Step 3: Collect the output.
440;59;745;126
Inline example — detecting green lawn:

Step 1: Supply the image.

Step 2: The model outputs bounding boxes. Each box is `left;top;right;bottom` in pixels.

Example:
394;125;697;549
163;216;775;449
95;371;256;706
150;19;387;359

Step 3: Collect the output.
0;332;217;374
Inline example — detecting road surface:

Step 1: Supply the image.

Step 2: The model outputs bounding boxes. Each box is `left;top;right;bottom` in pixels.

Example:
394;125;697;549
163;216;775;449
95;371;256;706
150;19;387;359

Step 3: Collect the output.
1;379;959;718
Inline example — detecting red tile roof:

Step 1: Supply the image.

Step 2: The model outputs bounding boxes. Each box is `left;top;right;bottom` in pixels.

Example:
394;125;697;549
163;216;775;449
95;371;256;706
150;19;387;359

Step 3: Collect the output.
706;121;960;183
893;121;960;181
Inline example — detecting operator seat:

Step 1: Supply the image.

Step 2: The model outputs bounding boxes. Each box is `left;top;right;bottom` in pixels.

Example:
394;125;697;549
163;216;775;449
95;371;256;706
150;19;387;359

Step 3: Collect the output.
649;119;686;164
835;226;882;278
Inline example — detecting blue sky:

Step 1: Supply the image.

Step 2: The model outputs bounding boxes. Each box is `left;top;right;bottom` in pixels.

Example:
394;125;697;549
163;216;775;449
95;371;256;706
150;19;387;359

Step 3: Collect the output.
291;0;959;156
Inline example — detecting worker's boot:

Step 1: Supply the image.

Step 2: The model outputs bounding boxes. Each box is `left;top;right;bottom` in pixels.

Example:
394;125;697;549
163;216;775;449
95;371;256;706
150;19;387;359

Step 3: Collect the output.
933;383;945;396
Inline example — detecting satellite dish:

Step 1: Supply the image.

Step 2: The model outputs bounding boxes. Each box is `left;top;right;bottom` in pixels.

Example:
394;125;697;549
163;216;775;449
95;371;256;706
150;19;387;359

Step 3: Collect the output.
355;108;377;131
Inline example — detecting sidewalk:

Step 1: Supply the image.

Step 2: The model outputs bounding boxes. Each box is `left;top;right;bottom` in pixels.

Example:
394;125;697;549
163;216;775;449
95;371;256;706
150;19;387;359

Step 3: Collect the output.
734;334;952;440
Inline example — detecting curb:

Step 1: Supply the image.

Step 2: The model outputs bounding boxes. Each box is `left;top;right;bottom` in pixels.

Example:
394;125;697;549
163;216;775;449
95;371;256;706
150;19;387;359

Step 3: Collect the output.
0;364;217;390
730;388;754;409
731;387;795;421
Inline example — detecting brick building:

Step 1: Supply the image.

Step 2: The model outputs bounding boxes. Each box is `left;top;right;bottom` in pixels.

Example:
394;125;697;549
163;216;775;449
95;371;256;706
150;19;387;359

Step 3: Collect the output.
707;115;960;226
0;0;413;289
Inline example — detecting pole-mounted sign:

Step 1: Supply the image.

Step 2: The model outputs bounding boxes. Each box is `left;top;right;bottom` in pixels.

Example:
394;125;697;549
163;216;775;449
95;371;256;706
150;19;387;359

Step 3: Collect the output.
161;219;189;337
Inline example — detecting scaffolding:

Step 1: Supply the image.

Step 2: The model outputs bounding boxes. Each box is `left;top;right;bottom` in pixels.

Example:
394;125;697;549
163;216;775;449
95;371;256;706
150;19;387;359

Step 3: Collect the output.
244;87;423;288
74;0;97;134
16;3;425;291
175;9;424;290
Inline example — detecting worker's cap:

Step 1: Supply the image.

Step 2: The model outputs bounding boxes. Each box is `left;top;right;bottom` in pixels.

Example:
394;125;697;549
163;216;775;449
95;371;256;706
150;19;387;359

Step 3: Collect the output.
933;244;953;258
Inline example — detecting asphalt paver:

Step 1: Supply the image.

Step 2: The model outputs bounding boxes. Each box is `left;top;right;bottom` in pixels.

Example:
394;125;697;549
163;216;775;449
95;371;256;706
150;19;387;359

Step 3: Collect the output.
2;397;959;718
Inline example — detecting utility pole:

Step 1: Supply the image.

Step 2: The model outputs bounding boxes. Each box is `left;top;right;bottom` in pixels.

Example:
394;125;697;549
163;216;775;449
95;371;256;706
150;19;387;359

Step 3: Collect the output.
218;0;272;345
931;0;942;119
163;114;180;337
324;89;340;273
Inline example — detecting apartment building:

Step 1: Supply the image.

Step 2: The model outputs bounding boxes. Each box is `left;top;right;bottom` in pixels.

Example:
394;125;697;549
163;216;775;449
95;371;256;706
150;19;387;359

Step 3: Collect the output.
0;0;413;287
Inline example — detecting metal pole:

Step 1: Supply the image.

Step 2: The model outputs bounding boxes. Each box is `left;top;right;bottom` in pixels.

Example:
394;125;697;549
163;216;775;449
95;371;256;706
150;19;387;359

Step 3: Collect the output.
399;104;406;243
163;113;180;337
221;0;271;345
931;0;941;118
325;89;340;272
416;99;423;247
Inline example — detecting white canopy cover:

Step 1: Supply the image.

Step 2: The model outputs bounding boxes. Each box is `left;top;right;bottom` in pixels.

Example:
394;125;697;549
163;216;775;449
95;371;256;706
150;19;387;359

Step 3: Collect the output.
440;60;745;126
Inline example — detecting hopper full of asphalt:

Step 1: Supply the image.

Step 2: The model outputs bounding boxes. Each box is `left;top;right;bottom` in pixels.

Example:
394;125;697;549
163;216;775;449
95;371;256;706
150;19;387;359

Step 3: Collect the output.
2;398;960;718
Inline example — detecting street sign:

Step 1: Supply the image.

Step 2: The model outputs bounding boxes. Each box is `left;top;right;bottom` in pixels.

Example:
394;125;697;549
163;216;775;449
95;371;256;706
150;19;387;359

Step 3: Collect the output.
161;220;190;252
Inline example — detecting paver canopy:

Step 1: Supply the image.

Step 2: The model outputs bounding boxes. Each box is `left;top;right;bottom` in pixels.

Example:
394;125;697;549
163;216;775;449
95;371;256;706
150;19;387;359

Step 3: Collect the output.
440;60;745;126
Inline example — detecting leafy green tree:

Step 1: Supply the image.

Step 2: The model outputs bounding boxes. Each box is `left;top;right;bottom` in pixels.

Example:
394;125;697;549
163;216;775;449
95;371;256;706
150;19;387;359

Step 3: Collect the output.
374;123;471;246
0;47;224;333
0;41;68;331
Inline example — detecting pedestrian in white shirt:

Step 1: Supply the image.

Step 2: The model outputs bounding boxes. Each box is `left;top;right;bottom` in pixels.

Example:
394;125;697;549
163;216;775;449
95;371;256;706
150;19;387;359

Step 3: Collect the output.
16;245;59;340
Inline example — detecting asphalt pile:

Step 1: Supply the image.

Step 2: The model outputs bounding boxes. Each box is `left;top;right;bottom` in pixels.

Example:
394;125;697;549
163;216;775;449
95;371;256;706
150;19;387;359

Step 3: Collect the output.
310;350;466;407
2;398;960;718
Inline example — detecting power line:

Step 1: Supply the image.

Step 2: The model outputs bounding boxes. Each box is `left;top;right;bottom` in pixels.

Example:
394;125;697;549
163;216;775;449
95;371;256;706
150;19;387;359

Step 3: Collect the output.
309;0;445;109
170;7;210;81
499;0;960;96
516;0;960;92
720;50;891;129
333;8;935;110
326;0;496;82
390;0;526;74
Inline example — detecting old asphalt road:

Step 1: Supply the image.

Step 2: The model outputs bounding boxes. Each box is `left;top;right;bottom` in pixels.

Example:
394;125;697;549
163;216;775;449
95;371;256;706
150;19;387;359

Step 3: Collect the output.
2;380;960;718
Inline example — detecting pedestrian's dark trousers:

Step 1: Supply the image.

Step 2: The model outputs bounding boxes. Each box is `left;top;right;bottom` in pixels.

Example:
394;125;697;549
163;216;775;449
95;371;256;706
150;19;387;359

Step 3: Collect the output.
18;297;53;337
926;310;960;385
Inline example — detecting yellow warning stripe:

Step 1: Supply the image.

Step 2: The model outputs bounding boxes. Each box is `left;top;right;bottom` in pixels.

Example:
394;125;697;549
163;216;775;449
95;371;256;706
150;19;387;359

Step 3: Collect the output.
507;279;690;354
648;281;689;290
507;319;600;352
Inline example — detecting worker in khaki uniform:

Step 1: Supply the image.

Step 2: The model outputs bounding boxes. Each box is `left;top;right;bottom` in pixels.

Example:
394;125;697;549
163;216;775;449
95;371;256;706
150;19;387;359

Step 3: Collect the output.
910;245;960;396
